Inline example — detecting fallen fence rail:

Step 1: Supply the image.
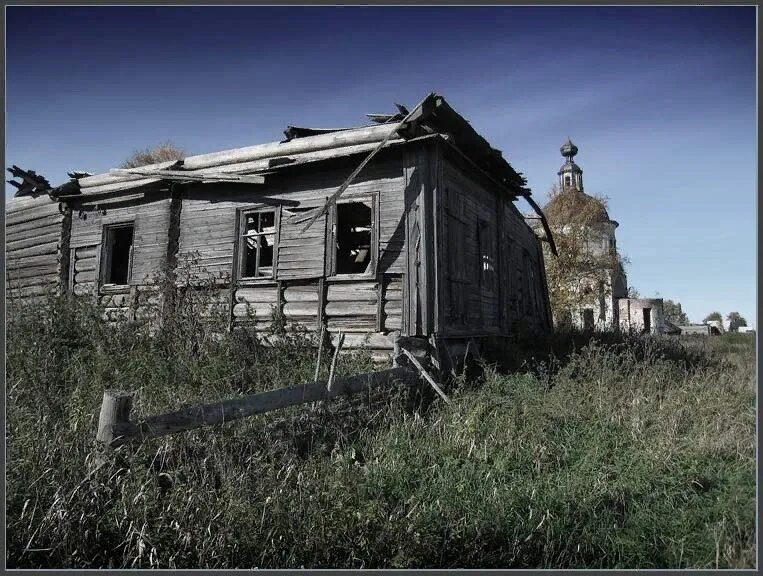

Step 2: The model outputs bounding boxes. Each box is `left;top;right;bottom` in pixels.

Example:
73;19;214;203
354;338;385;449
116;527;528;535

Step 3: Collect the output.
96;367;417;448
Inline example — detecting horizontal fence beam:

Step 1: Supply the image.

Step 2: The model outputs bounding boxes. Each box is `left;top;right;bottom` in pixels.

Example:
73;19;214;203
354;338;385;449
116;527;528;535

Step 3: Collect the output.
98;367;417;448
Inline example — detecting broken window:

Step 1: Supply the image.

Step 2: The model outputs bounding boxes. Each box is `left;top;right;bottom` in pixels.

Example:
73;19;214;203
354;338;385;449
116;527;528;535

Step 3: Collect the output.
334;200;374;275
101;223;134;286
240;210;276;279
478;220;496;293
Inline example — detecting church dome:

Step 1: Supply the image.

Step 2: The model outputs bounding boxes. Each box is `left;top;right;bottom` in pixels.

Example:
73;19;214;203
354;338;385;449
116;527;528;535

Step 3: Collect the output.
543;186;611;225
560;138;578;158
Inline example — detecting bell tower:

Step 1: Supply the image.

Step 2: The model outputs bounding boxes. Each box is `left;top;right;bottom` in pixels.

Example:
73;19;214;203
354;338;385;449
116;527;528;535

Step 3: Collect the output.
558;138;584;191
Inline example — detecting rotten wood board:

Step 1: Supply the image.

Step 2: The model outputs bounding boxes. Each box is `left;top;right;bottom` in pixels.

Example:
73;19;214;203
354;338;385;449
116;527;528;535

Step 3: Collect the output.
107;366;416;446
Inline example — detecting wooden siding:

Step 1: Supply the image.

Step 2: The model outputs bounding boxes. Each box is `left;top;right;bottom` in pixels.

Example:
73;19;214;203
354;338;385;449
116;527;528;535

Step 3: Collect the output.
382;275;404;332
177;155;406;281
5;195;65;305
437;148;550;337
68;195;172;297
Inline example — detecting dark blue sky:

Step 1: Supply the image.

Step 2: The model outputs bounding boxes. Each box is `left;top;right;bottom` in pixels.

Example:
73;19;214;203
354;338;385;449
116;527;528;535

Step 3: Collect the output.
5;6;757;325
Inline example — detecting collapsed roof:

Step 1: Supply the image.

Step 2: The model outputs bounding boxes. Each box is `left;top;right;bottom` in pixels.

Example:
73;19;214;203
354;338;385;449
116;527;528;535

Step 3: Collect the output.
36;93;529;199
6;93;556;253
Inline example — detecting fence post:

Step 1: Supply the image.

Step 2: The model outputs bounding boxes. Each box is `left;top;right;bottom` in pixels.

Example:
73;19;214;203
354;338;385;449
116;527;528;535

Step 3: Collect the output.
96;390;133;447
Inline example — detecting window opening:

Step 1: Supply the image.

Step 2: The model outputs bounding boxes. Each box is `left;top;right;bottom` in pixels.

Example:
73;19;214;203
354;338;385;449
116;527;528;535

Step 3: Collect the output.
102;224;134;285
478;221;496;292
642;307;652;333
242;211;275;278
335;201;372;275
583;308;595;331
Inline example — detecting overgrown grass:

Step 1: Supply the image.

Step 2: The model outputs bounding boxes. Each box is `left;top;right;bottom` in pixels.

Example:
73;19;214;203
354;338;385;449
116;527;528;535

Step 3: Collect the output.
6;290;755;568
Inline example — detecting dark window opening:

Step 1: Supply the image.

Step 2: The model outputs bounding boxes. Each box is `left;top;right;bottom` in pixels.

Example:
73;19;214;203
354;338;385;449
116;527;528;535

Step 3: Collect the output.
478;221;497;293
583;308;595;331
242;211;276;278
336;201;372;275
642;307;652;333
565;175;571;187
103;224;134;285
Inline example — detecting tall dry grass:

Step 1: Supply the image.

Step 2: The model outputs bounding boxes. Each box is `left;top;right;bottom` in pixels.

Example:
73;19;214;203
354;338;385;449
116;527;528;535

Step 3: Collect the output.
5;278;755;568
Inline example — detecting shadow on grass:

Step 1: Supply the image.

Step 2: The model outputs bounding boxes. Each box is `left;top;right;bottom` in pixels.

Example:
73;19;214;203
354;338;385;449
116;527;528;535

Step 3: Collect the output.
480;329;718;378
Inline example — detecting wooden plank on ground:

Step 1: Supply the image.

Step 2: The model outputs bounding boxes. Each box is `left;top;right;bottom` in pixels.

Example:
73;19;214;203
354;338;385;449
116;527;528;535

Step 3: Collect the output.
107;367;416;446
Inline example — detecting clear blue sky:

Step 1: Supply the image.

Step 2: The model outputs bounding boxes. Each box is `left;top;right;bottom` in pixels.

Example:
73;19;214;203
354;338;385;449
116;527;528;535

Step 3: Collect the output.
5;6;757;326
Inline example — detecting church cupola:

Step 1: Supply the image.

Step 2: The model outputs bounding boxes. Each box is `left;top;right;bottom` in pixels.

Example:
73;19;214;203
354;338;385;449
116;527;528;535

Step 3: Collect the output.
558;138;584;191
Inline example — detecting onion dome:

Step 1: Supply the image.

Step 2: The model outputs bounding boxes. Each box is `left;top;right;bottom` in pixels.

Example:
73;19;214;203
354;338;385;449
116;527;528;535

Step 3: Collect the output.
560;138;578;160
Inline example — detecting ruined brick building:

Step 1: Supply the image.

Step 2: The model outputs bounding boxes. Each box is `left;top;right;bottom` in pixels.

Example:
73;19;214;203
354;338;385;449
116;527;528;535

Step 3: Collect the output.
534;139;666;334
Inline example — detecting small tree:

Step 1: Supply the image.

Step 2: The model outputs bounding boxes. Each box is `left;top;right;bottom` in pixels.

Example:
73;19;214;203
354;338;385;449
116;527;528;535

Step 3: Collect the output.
541;184;625;325
627;286;640;299
663;299;689;325
703;311;723;324
120;141;186;168
726;312;747;332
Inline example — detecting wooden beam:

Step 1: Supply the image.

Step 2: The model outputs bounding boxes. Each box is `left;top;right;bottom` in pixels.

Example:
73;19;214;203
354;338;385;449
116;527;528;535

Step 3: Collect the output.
314;324;326;382
103;367;417;447
110;168;265;185
522;193;558;257
183;124;400;171
326;331;345;393
293;93;437;233
398;348;450;404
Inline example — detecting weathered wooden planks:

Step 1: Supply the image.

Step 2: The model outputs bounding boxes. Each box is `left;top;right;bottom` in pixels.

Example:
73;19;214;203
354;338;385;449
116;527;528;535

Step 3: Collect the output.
5;195;64;305
183;124;400;170
101;365;417;447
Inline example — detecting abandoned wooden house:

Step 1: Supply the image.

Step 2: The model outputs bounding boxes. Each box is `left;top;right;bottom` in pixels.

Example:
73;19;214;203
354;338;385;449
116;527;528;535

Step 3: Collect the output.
6;93;554;360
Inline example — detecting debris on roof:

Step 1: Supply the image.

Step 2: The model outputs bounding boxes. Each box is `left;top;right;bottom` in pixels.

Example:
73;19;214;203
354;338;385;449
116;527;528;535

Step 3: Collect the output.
283;126;354;141
6;165;52;197
67;171;93;179
26;93;533;209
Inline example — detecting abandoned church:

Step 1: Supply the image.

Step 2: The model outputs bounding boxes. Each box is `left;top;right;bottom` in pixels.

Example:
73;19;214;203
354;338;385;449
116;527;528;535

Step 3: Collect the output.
532;139;667;334
6;93;555;361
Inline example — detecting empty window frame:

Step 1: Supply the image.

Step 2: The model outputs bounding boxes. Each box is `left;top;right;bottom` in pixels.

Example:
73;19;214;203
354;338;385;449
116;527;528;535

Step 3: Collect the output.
239;209;277;279
331;197;377;276
100;223;134;286
477;220;497;293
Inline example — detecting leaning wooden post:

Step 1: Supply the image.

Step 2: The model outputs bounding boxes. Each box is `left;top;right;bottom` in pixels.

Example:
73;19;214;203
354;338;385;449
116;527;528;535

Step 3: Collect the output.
399;348;451;405
314;325;326;382
326;331;345;393
96;390;134;448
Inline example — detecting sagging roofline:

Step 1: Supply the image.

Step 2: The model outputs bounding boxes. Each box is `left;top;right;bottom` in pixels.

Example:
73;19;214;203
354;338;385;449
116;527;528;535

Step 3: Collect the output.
21;93;531;202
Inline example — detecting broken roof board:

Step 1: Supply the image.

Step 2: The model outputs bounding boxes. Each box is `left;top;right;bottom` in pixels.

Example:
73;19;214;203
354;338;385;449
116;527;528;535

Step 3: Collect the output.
73;94;530;200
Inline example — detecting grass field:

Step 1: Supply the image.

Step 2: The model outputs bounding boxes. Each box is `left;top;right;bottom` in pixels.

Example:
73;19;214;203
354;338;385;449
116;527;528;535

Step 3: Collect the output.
5;293;756;569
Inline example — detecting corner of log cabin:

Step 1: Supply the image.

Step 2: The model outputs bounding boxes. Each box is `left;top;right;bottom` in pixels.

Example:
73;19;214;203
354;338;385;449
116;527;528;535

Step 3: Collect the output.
7;93;552;348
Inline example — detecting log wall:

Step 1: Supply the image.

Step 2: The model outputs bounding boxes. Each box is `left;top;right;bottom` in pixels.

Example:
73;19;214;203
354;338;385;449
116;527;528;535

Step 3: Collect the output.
7;138;551;345
5;195;66;306
179;153;410;352
437;146;551;337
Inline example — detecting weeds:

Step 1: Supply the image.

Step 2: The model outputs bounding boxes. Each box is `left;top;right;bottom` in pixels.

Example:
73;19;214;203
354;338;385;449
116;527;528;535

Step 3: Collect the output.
5;272;756;568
